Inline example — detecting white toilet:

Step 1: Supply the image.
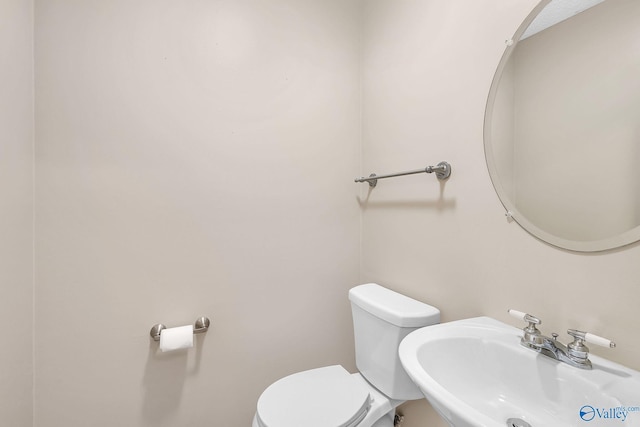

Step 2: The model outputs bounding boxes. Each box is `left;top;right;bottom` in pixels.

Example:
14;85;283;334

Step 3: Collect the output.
252;283;440;427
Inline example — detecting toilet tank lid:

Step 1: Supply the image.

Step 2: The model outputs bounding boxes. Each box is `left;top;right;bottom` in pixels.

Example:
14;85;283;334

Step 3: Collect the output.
349;283;440;328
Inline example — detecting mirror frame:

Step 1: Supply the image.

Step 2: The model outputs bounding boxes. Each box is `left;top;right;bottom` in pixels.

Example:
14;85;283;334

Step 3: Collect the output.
483;0;640;252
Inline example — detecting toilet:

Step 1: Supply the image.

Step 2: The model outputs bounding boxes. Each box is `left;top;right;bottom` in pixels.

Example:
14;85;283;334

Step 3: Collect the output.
252;283;440;427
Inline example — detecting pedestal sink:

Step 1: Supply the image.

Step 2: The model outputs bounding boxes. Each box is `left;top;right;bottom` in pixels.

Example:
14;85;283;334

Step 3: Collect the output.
398;317;640;427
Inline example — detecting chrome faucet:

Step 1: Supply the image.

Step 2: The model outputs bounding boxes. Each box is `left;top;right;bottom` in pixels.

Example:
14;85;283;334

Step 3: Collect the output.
508;310;616;370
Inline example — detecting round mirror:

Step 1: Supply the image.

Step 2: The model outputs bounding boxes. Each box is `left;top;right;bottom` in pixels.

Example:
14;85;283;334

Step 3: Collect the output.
484;0;640;252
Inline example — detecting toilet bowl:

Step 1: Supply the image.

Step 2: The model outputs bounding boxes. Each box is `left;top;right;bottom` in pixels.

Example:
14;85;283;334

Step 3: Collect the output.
252;284;440;427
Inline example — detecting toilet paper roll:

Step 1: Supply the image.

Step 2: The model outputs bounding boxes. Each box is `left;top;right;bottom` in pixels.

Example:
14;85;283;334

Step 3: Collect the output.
159;325;194;352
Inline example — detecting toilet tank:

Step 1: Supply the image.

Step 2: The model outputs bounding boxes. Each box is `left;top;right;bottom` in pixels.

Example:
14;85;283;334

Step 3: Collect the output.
349;283;440;401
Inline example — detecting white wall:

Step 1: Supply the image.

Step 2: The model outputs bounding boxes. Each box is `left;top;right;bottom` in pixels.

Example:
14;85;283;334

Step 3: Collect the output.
34;0;361;425
361;1;640;426
0;0;34;425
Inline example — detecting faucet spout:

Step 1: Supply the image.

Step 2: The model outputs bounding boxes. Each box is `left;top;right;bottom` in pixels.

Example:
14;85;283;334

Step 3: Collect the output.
528;336;592;369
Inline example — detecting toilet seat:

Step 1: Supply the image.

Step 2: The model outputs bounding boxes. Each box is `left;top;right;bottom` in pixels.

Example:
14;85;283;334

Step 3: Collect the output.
255;365;371;427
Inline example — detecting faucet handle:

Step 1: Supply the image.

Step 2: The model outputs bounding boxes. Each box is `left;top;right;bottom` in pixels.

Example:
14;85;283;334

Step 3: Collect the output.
508;309;541;326
508;309;543;346
567;329;616;349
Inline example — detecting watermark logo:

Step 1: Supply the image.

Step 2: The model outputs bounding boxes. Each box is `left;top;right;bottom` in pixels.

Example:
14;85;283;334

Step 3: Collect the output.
580;405;640;422
581;406;597;422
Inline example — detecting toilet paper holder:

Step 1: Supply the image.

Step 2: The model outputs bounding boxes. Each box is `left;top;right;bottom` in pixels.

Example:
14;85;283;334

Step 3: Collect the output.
149;316;211;341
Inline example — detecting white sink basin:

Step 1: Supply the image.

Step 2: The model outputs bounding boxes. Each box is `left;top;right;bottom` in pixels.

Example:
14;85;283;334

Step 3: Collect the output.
399;317;640;427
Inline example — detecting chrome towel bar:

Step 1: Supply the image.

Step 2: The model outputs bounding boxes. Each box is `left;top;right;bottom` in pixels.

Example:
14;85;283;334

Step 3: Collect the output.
355;161;451;187
150;316;210;341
